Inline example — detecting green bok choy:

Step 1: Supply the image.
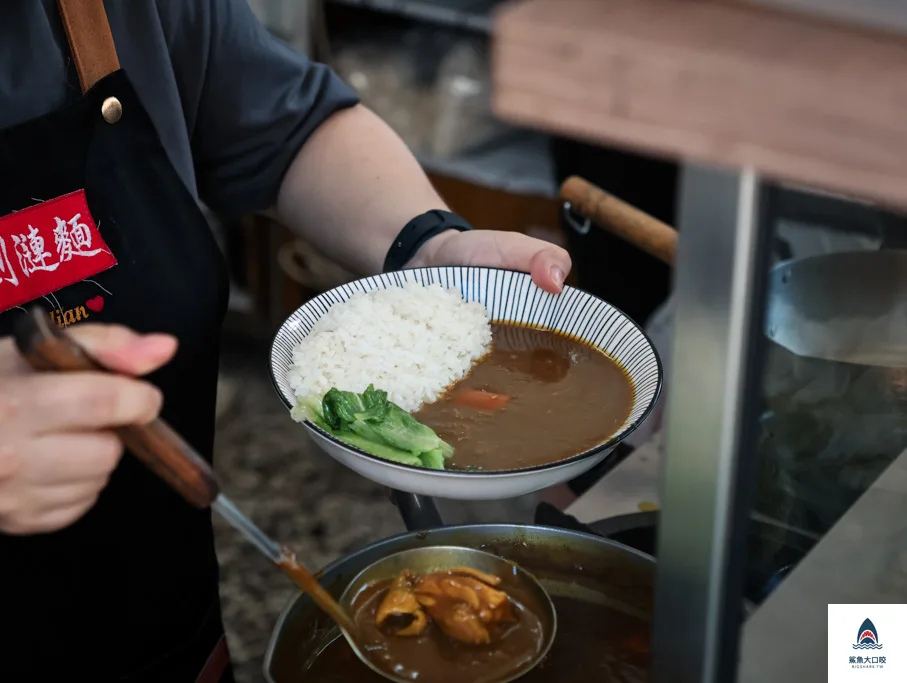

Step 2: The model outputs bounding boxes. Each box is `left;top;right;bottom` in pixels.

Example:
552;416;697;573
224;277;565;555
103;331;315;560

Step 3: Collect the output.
292;385;454;470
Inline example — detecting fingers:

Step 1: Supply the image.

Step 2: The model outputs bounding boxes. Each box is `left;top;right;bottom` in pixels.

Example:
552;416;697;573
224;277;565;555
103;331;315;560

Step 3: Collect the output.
0;324;177;377
0;491;103;535
486;233;572;294
0;433;119;535
413;229;574;295
69;325;178;376
15;433;123;485
0;322;173;536
0;338;20;376
0;373;163;436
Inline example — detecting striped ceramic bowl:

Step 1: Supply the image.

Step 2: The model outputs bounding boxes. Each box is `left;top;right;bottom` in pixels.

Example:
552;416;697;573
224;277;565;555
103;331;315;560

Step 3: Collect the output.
269;267;662;500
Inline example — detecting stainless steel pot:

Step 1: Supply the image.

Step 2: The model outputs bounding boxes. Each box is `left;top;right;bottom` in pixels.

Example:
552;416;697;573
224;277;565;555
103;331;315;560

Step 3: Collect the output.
264;523;655;682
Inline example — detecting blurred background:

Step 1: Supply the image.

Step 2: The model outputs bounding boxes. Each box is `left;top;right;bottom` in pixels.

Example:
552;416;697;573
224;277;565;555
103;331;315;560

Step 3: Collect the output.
210;2;907;681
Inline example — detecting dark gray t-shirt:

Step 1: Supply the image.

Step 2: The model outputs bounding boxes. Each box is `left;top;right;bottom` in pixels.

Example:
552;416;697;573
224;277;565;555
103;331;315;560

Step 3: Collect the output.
0;0;359;216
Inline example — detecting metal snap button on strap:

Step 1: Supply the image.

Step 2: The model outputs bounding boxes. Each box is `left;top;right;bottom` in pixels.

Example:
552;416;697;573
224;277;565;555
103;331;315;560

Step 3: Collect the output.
101;97;122;124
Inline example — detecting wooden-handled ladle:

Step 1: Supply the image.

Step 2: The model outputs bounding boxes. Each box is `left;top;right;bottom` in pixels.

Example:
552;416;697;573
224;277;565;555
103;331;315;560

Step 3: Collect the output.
13;312;555;683
12;313;359;625
560;175;677;266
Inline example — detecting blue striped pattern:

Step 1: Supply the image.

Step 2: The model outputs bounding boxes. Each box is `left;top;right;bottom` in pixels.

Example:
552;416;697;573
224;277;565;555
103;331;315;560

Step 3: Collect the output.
269;267;662;466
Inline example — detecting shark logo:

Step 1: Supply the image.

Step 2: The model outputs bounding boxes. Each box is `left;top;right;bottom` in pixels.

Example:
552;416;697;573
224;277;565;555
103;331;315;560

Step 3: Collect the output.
853;618;883;650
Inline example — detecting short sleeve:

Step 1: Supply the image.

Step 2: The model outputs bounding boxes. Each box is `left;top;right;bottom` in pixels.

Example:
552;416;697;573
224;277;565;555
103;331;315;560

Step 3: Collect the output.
184;0;359;216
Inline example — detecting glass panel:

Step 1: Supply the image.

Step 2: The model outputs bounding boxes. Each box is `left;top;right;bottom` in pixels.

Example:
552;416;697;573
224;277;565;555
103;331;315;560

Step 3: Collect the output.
737;184;907;681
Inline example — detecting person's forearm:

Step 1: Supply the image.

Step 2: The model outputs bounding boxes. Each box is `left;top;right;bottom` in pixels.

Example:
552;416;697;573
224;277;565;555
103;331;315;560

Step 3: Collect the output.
275;104;449;276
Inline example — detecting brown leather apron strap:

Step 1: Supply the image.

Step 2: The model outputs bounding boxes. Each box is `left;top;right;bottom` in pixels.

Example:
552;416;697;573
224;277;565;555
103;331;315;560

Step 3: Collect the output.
57;0;121;93
195;635;231;683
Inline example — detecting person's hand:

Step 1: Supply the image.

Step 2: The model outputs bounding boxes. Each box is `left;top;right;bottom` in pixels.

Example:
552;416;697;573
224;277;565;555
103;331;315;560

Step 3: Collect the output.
0;325;177;535
409;230;573;294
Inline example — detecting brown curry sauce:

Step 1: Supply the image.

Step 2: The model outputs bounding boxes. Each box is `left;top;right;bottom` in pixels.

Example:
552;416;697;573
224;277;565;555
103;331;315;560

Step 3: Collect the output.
345;571;546;683
415;323;635;471
303;595;649;683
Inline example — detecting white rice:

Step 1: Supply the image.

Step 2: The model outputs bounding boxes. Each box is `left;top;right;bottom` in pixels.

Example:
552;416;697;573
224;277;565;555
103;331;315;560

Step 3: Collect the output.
287;282;492;412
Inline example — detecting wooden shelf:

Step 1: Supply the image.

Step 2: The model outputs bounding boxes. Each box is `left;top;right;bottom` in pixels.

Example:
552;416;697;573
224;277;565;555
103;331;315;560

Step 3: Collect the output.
492;0;907;209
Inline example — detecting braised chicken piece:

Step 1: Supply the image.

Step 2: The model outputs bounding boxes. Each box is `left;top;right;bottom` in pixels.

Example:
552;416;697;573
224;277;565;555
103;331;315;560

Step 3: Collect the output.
442;566;503;586
375;567;515;645
375;570;428;637
414;571;515;645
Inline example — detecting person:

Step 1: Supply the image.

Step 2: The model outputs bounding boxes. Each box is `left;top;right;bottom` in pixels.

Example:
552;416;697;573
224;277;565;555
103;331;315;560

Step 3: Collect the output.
0;1;571;680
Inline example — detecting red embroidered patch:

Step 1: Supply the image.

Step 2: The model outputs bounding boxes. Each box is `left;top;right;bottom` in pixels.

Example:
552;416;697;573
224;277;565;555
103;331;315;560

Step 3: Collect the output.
0;190;117;313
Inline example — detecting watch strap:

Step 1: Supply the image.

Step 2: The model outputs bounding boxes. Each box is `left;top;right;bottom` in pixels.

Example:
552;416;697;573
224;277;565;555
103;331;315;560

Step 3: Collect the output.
383;210;472;273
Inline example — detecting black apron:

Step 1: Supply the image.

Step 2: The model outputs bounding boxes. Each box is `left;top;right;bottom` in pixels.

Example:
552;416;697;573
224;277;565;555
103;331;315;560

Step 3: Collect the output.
0;2;232;680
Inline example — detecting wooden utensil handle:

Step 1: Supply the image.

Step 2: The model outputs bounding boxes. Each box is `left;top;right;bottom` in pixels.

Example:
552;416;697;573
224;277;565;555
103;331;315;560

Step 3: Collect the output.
560;176;678;266
12;311;220;508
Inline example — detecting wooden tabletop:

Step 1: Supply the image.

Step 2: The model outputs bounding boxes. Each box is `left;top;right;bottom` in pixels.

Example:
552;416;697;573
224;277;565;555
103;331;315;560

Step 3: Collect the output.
492;0;907;209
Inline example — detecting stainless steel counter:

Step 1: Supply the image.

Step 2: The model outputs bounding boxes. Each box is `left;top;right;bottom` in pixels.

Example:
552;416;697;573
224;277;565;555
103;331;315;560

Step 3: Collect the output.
740;446;907;682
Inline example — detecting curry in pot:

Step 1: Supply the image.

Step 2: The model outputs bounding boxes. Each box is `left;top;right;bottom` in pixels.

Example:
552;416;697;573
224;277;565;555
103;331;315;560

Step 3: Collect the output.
339;566;546;683
303;594;649;683
415;324;635;470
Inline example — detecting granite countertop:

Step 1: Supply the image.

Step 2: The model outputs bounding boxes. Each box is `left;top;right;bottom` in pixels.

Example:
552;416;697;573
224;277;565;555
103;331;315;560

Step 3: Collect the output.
213;337;538;683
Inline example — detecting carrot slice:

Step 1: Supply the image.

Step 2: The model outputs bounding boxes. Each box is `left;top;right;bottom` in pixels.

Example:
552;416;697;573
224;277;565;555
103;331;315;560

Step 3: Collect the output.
451;389;510;412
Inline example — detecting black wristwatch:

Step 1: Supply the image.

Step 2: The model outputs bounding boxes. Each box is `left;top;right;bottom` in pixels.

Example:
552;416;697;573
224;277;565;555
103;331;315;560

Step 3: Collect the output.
383;210;472;273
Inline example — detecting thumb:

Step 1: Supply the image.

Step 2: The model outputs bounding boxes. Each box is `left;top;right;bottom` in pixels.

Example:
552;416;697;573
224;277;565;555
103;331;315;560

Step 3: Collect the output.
66;324;178;376
528;246;572;295
487;232;572;294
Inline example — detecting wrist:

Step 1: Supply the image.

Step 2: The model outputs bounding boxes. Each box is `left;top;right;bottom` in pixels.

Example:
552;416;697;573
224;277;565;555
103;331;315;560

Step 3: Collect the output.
405;229;458;269
382;210;472;273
